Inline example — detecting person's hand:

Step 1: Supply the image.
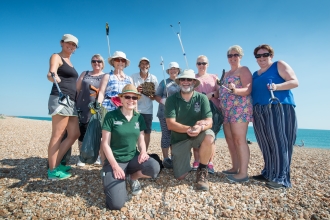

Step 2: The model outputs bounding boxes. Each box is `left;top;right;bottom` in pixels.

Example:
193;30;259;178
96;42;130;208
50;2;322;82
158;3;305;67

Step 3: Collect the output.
160;98;166;105
50;72;61;83
137;85;143;93
112;164;125;179
267;83;277;91
187;125;202;137
228;82;236;94
138;151;149;164
196;120;208;126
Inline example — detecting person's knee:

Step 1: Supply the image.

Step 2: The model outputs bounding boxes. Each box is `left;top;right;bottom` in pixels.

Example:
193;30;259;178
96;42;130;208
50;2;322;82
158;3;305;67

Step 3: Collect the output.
106;199;125;210
144;158;160;178
202;135;214;146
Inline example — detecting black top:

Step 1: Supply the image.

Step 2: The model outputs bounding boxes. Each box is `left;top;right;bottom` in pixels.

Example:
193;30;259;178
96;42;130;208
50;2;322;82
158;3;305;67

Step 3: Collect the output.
50;56;78;101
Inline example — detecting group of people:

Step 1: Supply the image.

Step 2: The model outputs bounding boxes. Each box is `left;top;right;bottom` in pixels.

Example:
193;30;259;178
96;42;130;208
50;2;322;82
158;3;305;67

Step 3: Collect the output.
46;34;298;210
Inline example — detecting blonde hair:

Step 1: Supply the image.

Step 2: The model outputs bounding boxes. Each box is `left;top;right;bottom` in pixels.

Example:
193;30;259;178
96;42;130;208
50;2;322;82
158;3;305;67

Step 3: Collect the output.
91;54;105;70
196;55;209;65
227;45;244;57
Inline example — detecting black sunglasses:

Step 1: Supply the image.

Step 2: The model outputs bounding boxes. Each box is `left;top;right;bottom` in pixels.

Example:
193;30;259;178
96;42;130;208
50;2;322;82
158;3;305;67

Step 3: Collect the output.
255;53;271;58
179;78;193;82
227;54;240;58
91;60;102;63
124;95;138;100
197;62;207;66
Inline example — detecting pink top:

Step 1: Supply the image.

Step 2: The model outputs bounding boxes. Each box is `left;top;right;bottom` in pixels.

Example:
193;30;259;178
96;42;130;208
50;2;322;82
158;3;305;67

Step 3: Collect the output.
195;73;220;110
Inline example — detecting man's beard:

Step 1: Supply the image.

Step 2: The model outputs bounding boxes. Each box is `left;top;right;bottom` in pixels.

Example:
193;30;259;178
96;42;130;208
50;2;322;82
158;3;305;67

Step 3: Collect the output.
140;69;148;74
180;84;194;94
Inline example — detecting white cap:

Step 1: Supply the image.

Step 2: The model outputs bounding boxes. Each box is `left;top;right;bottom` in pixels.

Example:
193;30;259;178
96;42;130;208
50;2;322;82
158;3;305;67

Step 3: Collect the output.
166;62;181;74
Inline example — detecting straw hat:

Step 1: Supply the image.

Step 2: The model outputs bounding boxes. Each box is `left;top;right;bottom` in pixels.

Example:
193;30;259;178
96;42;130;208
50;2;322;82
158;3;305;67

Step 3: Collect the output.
175;69;200;88
107;51;130;67
118;84;142;100
166;62;181;74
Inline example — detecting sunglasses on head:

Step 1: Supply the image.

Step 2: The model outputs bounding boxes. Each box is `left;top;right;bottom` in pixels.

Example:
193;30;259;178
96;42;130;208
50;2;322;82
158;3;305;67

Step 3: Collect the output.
113;58;127;63
124;95;138;100
255;53;271;58
227;54;240;58
91;60;102;63
179;78;193;82
197;62;207;66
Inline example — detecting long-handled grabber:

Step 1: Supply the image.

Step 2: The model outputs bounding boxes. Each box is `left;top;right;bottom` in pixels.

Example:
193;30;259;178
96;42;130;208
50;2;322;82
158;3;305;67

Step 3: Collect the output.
170;21;189;69
160;56;168;97
217;69;233;92
50;72;72;107
105;22;111;58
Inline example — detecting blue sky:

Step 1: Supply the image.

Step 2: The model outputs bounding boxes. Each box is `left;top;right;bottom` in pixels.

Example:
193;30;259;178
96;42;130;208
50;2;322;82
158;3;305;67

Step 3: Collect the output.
0;0;329;130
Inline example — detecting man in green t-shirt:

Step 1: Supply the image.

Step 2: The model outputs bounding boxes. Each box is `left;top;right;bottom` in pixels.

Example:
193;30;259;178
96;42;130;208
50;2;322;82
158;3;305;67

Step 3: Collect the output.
165;69;215;191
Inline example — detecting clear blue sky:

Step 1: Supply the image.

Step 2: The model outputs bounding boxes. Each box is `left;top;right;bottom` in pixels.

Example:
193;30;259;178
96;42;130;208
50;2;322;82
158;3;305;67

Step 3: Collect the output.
0;0;329;130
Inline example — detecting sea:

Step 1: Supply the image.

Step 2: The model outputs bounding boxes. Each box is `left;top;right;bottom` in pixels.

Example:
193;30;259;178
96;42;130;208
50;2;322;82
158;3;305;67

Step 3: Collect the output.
17;116;330;150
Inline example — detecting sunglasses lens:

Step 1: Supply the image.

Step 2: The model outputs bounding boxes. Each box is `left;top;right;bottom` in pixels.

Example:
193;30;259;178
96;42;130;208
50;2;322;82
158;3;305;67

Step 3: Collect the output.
255;54;261;58
124;96;138;100
197;62;207;65
227;55;233;58
263;53;270;57
92;60;102;63
115;58;126;63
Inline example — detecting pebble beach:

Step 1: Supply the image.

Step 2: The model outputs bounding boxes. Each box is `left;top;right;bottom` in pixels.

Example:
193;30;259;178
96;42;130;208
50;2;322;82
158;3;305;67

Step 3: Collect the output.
0;117;329;219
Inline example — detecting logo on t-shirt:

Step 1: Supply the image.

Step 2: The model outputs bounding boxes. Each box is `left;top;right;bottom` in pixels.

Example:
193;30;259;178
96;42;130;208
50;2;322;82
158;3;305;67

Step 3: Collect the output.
134;122;140;129
194;102;201;112
114;121;123;125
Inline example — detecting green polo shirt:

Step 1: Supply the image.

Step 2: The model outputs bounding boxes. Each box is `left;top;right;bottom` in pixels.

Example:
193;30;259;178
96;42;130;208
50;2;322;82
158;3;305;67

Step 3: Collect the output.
165;91;212;145
102;108;146;163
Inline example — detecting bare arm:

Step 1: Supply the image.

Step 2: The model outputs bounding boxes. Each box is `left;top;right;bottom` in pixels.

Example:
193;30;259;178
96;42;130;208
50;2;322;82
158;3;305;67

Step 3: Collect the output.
154;95;162;104
166;118;191;133
229;66;252;96
76;71;87;96
46;54;62;83
275;60;299;90
101;130;125;179
97;74;110;104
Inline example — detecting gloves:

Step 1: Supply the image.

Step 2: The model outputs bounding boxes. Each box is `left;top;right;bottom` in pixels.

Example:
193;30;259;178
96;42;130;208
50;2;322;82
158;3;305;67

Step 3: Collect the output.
160;98;166;105
90;101;101;114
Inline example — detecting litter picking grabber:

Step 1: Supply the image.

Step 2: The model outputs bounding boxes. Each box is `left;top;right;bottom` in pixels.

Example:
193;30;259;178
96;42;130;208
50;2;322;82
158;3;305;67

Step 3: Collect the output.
160;56;168;97
50;72;72;107
105;22;111;58
217;69;233;92
170;21;189;69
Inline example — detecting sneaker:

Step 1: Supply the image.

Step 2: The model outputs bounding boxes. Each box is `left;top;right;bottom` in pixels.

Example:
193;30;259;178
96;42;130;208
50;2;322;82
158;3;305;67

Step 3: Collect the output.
192;161;199;171
207;163;215;174
252;174;268;182
266;181;286;190
94;156;102;165
77;158;85;167
58;164;71;172
196;168;209;191
163;158;173;169
127;176;142;195
48;167;71;180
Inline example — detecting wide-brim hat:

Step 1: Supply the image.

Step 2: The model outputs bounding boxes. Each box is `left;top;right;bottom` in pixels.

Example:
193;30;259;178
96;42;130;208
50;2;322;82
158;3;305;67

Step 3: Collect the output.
175;69;200;88
118;84;141;100
108;51;130;67
166;62;181;74
62;34;78;46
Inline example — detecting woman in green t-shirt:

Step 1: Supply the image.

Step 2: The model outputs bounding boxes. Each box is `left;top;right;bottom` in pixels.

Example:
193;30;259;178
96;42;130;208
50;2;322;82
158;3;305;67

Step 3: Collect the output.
101;84;160;210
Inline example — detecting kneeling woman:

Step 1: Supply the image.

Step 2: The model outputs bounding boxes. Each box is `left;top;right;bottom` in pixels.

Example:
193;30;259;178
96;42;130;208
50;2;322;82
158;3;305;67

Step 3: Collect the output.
101;84;160;210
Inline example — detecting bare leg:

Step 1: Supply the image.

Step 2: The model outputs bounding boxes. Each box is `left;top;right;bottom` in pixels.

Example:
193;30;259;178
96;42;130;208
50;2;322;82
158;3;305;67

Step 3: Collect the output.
199;135;214;165
193;148;199;162
162;148;170;159
223;123;239;172
130;170;151;180
144;133;151;151
55;116;80;167
209;143;215;163
230;122;250;179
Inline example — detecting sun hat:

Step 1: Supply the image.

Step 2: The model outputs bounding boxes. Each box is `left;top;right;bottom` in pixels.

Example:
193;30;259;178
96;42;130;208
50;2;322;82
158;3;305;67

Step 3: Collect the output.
118;84;142;100
62;34;78;46
108;51;130;67
166;62;181;74
139;57;150;63
175;69;200;88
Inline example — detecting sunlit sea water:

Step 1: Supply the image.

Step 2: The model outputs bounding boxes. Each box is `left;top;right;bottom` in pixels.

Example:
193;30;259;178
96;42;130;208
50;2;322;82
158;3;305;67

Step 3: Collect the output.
17;116;330;149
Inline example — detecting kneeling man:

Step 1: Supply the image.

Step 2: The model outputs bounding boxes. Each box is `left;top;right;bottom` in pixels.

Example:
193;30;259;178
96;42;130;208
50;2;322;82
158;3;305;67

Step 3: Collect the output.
165;69;214;191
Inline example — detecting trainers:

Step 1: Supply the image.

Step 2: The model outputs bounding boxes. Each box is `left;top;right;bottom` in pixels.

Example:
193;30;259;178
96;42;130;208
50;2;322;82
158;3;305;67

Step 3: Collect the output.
266;181;286;190
163;158;173;169
127;176;142;195
192;161;199;171
58;164;71;172
252;174;268;182
196;168;209;191
94;156;102;165
48;167;71;180
207;163;215;174
77;158;85;167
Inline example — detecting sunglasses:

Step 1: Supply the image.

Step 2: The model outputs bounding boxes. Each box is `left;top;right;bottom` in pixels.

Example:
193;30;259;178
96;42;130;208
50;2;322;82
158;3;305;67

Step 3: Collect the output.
91;60;102;63
124;95;138;100
197;62;207;66
227;54;240;58
179;78;193;82
113;58;127;63
255;53;271;58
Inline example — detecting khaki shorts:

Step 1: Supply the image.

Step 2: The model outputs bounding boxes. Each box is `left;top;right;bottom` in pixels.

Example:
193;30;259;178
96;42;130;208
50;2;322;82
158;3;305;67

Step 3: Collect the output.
172;129;215;178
